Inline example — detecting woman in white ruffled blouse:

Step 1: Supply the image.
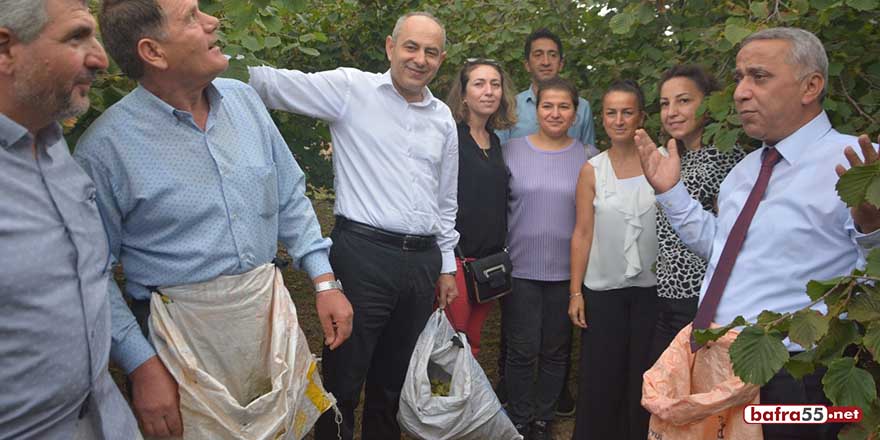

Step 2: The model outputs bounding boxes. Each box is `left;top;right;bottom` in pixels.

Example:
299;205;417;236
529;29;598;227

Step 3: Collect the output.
568;80;659;440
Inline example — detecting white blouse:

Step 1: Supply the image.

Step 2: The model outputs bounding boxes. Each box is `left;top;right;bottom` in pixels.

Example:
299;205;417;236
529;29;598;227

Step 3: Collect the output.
584;151;658;291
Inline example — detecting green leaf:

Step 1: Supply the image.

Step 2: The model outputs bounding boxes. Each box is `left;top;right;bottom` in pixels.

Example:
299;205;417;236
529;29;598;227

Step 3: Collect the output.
730;326;789;385
714;127;740;152
609;12;636;34
868;177;880;209
757;310;784;325
863;322;880;360
264;36;282;49
816;319;861;363
633;3;656;24
790;0;811;13
789;309;830;348
784;350;817;379
867;249;880;277
240;35;262;52
806;278;842;301
822;357;877;408
750;1;769;17
724;23;752;45
811;0;841;8
847;0;879;10
299;47;320;57
848;290;880;322
706;91;731;120
693;316;747;345
836;162;880;209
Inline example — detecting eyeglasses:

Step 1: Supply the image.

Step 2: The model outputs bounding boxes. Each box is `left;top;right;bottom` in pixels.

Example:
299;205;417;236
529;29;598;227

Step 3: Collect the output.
466;57;500;66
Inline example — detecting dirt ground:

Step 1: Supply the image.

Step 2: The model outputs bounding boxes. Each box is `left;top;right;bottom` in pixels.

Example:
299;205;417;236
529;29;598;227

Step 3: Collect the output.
113;199;579;439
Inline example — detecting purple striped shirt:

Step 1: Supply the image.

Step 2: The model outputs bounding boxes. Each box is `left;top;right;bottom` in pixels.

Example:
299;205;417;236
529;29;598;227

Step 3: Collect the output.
504;136;588;281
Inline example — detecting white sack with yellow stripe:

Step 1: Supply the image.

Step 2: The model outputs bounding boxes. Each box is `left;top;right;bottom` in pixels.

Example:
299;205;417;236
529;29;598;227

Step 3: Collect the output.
147;263;335;439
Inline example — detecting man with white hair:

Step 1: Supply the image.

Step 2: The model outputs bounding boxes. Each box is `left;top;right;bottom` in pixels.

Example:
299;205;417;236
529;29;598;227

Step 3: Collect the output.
248;11;460;440
0;0;140;438
636;27;880;440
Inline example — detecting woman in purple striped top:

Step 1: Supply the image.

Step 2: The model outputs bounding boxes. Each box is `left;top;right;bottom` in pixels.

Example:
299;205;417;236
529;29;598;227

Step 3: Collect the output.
502;77;588;439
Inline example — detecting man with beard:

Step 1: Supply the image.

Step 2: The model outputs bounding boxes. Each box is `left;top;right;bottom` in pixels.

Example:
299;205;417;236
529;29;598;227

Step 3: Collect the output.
74;0;353;437
0;0;140;438
247;11;459;440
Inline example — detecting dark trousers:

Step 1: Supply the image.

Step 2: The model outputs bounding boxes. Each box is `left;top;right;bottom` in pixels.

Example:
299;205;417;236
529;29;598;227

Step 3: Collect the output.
647;296;698;367
314;227;440;440
502;278;572;424
574;285;659;440
761;367;842;440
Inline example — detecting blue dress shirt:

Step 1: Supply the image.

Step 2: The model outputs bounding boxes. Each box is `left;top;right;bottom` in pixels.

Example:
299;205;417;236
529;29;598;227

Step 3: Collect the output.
656;112;880;349
496;87;599;156
248;67;460;273
0;115;138;439
74;79;333;373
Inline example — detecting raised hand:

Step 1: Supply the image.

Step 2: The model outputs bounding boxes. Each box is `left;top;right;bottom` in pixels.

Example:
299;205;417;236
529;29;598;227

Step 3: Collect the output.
836;134;880;234
634;129;681;194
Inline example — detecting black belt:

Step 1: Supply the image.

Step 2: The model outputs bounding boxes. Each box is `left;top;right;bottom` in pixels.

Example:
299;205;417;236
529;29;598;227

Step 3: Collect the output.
335;216;436;251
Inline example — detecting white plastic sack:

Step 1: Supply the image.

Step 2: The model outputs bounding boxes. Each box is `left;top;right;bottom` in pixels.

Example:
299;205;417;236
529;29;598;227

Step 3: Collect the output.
398;310;522;440
148;264;335;439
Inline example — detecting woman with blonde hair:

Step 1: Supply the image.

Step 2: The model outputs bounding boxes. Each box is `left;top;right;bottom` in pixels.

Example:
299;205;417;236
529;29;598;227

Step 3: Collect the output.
442;58;516;356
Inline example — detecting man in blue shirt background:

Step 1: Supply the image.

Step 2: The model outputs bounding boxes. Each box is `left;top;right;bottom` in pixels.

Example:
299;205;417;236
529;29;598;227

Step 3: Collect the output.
496;28;598;157
75;0;352;437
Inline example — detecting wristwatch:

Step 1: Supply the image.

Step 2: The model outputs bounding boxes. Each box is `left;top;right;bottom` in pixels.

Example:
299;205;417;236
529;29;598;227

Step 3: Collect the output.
314;280;343;294
441;271;456;277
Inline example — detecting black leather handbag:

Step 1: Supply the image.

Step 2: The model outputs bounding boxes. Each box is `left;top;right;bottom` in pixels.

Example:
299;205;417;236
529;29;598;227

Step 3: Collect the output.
460;248;513;304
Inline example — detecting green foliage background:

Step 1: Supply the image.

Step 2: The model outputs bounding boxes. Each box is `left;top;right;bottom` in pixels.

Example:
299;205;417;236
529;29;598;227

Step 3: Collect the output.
74;1;880;436
74;0;880;191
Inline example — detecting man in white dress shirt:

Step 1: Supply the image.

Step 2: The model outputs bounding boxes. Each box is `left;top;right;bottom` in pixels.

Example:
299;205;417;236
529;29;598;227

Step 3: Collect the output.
636;27;879;440
247;11;459;440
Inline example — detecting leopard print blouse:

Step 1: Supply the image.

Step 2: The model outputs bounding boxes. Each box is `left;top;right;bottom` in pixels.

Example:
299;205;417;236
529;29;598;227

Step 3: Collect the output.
656;145;746;299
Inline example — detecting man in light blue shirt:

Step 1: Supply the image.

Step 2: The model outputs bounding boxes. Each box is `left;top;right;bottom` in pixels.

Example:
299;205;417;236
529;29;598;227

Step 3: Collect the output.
637;28;879;440
74;0;352;437
496;28;598;157
0;0;140;438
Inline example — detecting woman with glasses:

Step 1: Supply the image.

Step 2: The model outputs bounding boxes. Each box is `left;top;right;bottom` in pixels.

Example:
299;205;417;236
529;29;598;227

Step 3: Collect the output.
503;77;588;440
443;58;516;356
569;80;658;440
648;65;745;363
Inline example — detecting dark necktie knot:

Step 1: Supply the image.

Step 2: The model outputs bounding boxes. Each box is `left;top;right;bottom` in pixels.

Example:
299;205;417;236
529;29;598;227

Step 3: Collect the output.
762;147;782;168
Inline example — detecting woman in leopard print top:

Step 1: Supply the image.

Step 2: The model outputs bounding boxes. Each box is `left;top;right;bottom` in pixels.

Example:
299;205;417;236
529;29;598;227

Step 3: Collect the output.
648;65;745;364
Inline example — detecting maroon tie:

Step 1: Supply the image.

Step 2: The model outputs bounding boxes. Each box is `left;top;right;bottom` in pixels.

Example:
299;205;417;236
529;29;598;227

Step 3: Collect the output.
691;147;782;352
